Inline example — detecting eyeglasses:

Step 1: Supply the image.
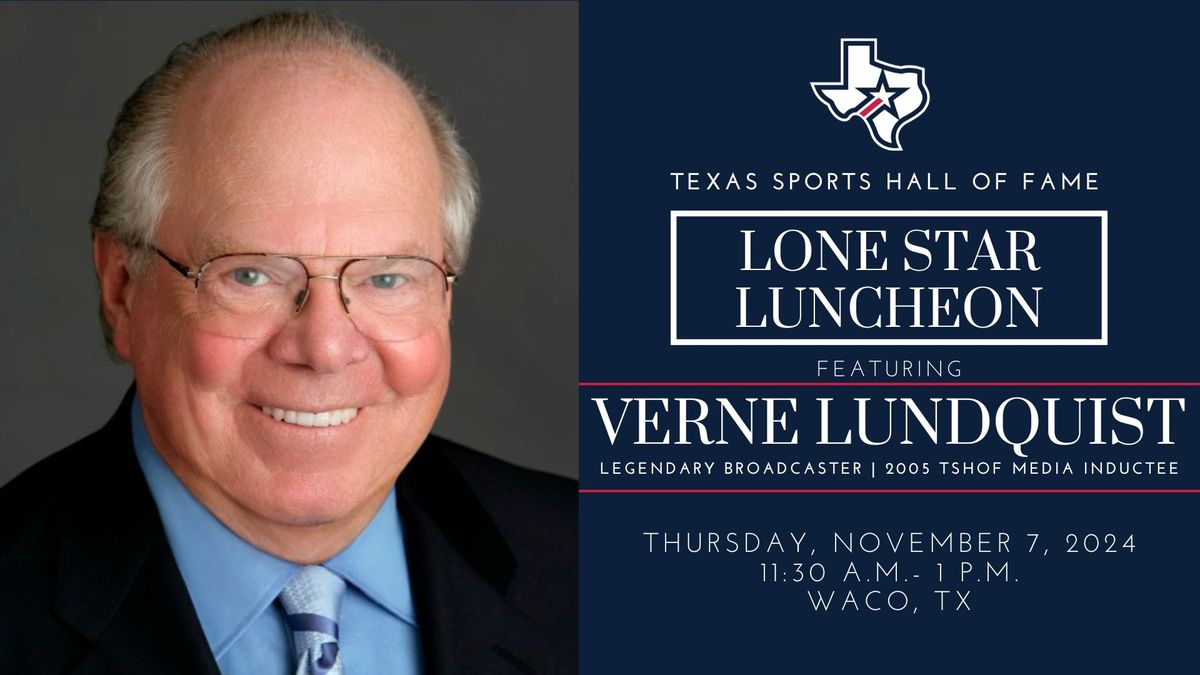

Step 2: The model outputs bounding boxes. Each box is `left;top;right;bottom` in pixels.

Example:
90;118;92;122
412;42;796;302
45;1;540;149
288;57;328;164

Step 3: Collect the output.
152;247;456;342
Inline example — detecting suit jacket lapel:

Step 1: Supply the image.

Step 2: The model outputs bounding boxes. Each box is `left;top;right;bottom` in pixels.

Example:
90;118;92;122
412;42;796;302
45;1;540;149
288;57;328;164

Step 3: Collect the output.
52;390;219;675
398;441;555;675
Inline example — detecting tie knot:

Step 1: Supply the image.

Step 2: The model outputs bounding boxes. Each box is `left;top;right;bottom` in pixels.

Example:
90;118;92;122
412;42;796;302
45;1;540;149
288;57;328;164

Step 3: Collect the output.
280;565;347;621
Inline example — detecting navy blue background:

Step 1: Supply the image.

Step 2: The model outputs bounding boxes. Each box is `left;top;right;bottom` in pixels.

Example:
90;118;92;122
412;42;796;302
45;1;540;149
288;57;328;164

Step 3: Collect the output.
580;2;1199;672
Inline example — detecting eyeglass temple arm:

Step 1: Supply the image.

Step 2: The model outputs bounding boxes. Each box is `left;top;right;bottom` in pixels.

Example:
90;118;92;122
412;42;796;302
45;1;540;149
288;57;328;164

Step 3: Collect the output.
153;247;198;280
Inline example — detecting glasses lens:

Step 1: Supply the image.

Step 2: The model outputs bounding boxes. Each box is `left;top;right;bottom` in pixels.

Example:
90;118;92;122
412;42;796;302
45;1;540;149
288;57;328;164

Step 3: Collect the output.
195;255;307;338
342;257;449;341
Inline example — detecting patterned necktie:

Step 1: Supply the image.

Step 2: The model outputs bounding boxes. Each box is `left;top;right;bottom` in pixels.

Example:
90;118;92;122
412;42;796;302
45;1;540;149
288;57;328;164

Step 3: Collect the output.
279;565;347;675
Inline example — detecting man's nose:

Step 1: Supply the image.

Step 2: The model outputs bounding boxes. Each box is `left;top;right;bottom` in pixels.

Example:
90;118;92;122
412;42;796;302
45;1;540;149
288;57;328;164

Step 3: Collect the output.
267;277;371;372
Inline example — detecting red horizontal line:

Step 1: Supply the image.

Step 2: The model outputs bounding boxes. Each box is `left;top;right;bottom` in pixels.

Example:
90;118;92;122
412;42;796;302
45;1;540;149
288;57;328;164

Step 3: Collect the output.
578;382;1200;387
579;488;1200;494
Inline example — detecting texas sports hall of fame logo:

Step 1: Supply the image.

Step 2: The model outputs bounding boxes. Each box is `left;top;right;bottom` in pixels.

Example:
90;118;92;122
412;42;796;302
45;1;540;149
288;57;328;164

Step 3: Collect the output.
811;38;930;151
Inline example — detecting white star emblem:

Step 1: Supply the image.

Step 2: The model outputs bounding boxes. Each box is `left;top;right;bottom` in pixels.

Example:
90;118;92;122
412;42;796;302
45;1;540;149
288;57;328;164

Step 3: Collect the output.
869;80;897;107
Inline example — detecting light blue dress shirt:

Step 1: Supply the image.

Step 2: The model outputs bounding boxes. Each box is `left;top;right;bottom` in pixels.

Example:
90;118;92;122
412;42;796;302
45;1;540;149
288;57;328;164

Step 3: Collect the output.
131;396;423;675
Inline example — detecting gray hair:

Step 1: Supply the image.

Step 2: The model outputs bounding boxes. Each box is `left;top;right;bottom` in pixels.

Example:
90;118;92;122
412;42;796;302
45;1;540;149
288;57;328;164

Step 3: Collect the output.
91;11;479;348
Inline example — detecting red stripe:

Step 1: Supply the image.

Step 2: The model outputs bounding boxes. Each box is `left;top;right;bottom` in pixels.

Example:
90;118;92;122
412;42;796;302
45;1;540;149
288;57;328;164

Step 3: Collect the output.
577;381;1200;387
579;489;1200;494
860;98;883;116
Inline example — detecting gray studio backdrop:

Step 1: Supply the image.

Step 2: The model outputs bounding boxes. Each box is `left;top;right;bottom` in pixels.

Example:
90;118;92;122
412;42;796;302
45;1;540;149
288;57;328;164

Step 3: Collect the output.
0;2;579;483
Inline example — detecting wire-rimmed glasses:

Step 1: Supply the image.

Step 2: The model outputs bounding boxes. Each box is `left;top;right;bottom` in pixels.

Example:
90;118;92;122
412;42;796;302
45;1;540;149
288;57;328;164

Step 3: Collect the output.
152;248;456;342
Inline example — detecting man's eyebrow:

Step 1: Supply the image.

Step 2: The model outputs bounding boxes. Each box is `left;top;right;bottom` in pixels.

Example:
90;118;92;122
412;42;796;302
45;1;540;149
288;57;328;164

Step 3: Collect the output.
379;237;437;259
190;233;242;261
187;233;439;260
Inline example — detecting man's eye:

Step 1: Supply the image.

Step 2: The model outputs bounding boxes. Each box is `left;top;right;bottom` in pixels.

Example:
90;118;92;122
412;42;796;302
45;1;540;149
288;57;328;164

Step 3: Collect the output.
369;274;407;290
230;267;270;287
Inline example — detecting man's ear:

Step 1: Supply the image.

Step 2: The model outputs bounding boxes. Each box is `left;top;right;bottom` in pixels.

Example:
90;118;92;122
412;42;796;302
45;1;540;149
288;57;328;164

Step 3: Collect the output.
93;235;137;361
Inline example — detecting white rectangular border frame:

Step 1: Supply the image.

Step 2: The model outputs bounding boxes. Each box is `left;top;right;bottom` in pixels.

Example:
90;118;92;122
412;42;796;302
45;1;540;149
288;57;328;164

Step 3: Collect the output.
669;210;1108;346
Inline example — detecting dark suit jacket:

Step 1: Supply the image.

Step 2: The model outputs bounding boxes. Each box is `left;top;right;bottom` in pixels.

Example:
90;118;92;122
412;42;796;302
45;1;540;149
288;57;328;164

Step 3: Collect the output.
0;391;578;674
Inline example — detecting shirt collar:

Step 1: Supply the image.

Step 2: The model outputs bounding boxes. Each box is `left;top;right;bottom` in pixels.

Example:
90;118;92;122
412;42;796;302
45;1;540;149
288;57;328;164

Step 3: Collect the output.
130;394;417;659
326;489;418;626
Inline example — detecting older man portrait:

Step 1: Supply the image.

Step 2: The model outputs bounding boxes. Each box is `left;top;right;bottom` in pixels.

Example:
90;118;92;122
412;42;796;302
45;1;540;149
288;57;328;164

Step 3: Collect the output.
0;7;577;675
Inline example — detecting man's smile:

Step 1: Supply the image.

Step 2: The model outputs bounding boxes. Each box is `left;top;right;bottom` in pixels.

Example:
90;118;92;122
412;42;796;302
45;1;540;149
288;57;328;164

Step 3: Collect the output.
259;404;360;427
